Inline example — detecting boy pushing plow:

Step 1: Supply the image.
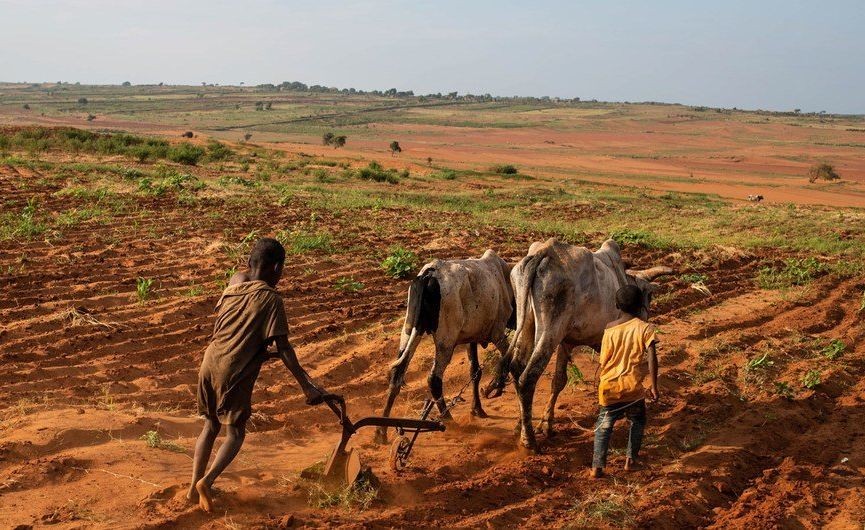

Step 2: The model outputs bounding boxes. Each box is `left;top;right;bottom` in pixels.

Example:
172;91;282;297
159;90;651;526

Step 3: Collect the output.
188;237;328;511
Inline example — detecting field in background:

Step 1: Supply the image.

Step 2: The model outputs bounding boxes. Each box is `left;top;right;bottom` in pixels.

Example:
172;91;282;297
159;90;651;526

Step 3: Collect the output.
1;86;864;528
2;82;865;207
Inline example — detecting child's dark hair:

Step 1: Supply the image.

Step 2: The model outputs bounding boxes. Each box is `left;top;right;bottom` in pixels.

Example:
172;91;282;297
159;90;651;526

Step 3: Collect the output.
615;285;644;316
249;238;286;268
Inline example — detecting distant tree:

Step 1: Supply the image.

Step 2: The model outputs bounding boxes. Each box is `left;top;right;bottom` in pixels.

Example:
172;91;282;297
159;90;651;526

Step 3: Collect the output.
808;163;840;183
322;132;335;146
122;81;131;87
77;97;88;105
22;103;30;110
426;156;433;166
243;133;252;142
158;82;164;86
389;141;402;156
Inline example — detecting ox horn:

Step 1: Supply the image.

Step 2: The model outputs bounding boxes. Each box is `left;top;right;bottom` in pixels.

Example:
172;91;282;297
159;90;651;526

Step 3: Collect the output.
627;265;675;281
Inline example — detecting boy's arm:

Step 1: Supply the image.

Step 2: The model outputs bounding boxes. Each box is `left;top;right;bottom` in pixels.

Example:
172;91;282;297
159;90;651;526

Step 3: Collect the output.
646;342;659;401
273;335;326;405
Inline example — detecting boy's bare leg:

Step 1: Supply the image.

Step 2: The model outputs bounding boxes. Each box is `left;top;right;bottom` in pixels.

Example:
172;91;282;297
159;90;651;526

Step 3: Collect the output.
187;419;220;501
196;422;246;512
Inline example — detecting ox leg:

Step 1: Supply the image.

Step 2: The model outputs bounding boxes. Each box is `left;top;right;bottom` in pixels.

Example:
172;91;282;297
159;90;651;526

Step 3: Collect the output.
509;356;527;436
539;344;573;438
517;337;556;452
375;361;407;444
375;332;422;444
429;342;455;420
467;343;487;418
483;337;512;399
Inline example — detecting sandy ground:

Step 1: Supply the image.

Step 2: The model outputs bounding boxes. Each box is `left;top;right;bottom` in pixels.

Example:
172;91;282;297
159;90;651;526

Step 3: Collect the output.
1;160;864;529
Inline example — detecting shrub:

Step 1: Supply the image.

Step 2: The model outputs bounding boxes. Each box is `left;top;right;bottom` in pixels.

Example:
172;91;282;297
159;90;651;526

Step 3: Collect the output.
745;352;773;372
205;139;234;161
0;198;47;241
277;230;334;254
757;257;824;289
218;174;257;188
357;161;401;184
566;364;586;387
807;163;840;183
0;127;180;162
167;143;205;165
139;170;205;195
136;277;154;303
820;339;845;360
381;246;417;279
140;430;184;452
77;97;88;105
802;370;821;389
431;169;457;180
680;273;708;284
491;164;518;174
774;381;794;399
334;277;364;292
611;228;662;248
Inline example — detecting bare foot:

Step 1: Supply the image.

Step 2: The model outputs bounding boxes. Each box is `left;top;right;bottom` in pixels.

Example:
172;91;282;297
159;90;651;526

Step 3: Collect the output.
195;479;213;512
624;458;643;471
589;467;605;479
186;485;199;503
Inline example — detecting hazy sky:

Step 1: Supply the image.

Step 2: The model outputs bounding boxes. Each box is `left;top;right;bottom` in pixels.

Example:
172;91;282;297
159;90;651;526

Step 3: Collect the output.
2;0;863;113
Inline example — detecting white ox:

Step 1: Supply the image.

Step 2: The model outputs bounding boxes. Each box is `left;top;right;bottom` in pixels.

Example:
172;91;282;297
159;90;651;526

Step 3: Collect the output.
498;238;672;451
375;249;514;443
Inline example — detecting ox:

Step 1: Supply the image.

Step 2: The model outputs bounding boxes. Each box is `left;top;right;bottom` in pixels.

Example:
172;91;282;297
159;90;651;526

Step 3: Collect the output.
375;249;514;443
498;238;672;451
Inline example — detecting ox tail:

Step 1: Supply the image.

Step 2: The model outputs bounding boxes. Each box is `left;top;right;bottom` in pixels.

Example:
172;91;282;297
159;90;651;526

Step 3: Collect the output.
505;253;544;366
389;269;440;374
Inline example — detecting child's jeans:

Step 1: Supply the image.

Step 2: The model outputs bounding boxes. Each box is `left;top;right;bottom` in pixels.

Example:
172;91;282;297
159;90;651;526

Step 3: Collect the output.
592;399;646;469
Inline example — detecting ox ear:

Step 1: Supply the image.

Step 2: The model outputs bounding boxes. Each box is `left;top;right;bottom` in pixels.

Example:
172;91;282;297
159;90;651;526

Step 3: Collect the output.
626;265;675;281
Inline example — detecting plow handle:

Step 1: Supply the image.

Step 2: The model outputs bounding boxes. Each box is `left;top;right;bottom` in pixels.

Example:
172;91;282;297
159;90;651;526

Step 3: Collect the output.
319;393;350;426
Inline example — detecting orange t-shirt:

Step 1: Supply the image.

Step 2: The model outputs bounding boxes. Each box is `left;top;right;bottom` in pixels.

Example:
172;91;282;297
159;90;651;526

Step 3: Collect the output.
597;318;657;406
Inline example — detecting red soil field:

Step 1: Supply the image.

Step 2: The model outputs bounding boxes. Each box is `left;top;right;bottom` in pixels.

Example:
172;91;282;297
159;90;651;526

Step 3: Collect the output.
1;155;863;528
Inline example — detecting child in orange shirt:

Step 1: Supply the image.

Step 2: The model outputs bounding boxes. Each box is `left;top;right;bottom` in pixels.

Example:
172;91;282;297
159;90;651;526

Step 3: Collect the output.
591;285;659;479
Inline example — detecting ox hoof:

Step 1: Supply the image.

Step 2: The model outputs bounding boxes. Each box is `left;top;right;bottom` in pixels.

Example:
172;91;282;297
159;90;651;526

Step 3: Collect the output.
483;385;504;399
537;420;556;438
373;430;388;445
519;438;540;454
437;410;454;422
471;407;489;419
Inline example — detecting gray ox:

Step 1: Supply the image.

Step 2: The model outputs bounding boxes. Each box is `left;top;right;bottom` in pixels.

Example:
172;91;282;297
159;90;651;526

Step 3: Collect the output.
374;249;514;444
495;238;672;451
